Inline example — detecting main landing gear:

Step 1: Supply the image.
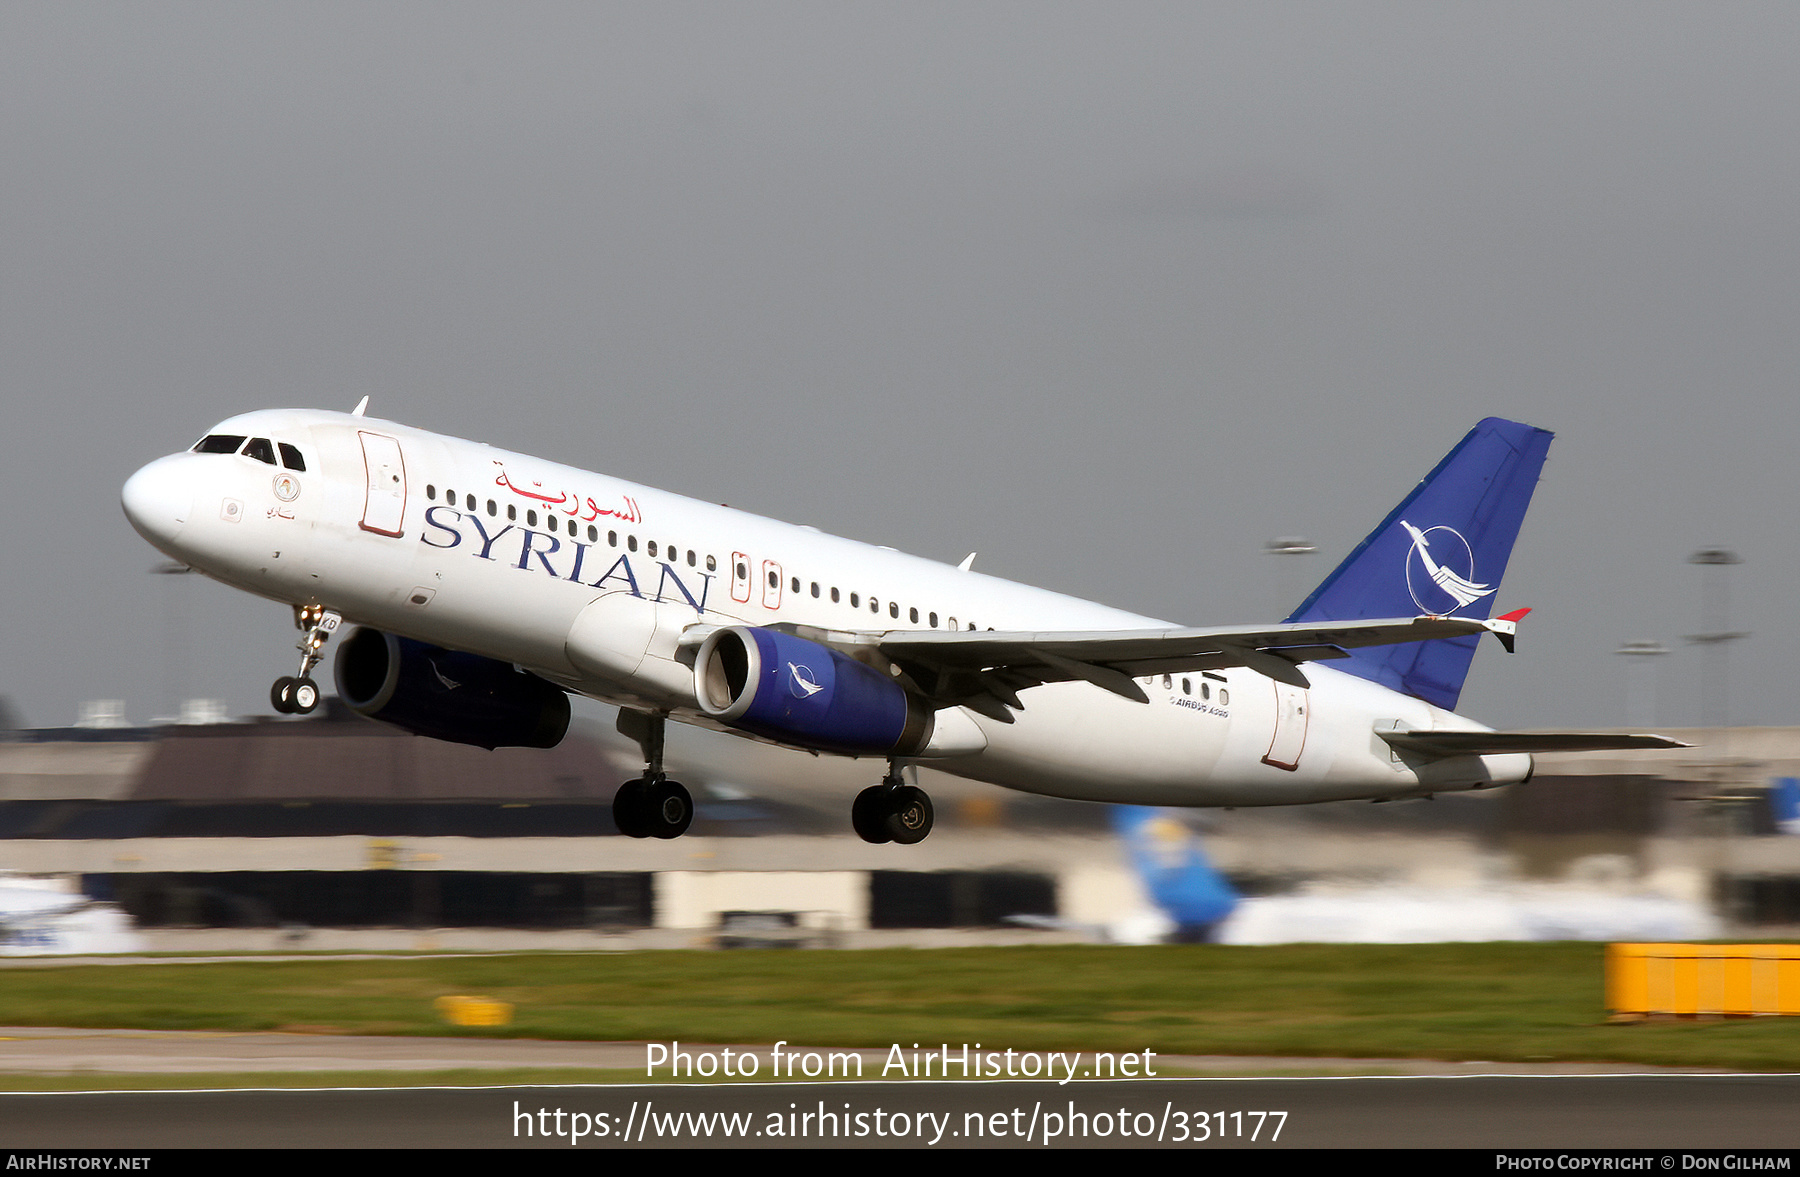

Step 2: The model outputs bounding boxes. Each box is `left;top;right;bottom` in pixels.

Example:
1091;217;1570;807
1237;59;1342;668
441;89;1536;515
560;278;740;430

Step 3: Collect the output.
612;710;693;840
852;762;934;845
271;604;342;715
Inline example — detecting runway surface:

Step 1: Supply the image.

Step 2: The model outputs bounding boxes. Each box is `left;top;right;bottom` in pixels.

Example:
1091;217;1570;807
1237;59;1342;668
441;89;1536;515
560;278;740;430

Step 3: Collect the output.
2;1075;1797;1148
0;1028;1792;1148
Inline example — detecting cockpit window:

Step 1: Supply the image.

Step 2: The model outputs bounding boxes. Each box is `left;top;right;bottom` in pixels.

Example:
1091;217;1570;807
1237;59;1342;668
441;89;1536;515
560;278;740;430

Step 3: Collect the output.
242;437;277;465
277;442;306;471
193;434;246;454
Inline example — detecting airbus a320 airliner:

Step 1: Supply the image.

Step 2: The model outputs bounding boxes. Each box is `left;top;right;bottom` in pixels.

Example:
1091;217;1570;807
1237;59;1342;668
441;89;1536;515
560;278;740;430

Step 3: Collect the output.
120;409;1678;844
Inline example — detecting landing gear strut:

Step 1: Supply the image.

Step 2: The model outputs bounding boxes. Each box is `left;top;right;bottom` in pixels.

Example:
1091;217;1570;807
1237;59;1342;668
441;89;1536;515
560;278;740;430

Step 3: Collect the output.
612;710;693;840
271;605;341;715
852;762;934;845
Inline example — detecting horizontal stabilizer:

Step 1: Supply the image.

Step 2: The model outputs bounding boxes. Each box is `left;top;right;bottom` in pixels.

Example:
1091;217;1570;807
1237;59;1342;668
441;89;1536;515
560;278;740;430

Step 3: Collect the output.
1378;730;1690;759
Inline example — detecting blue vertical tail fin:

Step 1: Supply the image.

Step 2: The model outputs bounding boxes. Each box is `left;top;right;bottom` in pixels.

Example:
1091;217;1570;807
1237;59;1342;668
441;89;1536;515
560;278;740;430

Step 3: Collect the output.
1284;418;1554;711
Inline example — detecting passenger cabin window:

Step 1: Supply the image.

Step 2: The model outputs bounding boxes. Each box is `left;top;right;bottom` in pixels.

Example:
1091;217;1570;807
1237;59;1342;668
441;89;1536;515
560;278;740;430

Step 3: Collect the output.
277;443;305;471
706;555;717;572
193;434;246;455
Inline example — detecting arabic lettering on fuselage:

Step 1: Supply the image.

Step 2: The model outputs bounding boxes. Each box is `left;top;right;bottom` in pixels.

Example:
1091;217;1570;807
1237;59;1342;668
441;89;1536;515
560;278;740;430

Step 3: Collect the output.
492;461;641;524
421;505;711;613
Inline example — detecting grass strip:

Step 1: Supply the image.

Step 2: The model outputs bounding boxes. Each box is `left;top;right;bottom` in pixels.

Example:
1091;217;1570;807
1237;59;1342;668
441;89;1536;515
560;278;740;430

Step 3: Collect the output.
0;943;1794;1071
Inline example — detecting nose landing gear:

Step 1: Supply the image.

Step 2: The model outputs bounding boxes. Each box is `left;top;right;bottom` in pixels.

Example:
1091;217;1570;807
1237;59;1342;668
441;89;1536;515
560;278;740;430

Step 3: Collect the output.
852;762;934;845
271;604;342;715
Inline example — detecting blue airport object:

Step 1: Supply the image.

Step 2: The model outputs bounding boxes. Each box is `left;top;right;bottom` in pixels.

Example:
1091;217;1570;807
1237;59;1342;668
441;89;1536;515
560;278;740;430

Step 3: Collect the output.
1111;806;1238;940
1772;778;1800;835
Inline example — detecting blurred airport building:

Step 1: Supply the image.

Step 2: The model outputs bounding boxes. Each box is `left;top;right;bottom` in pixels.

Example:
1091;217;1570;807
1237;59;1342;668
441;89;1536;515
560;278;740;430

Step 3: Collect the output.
0;698;1796;950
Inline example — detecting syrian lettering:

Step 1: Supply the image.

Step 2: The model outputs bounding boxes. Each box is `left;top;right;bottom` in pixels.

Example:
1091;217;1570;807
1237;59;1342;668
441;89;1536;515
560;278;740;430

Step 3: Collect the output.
421;505;710;613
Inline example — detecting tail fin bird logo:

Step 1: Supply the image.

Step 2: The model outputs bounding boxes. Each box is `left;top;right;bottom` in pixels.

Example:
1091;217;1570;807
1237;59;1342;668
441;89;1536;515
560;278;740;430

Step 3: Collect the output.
1401;520;1495;614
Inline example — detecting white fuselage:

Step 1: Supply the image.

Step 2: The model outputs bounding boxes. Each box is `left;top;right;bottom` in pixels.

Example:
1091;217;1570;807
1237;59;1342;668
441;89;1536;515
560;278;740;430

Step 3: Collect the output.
121;409;1528;806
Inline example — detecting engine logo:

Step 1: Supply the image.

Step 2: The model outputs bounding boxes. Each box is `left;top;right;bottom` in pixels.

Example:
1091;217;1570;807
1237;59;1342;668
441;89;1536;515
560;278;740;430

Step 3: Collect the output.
788;662;824;699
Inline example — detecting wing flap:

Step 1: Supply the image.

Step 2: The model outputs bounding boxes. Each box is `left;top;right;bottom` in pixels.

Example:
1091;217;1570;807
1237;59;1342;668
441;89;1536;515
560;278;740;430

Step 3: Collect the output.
871;614;1507;668
1379;730;1691;758
871;615;1511;711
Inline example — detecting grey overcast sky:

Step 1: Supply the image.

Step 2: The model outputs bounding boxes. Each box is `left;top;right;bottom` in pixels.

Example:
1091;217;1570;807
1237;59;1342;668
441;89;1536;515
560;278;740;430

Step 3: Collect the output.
2;2;1795;732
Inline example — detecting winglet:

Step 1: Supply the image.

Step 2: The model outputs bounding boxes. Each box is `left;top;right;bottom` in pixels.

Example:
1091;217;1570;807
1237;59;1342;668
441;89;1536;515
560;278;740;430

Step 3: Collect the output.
958;552;977;572
1486;607;1531;654
351;396;370;417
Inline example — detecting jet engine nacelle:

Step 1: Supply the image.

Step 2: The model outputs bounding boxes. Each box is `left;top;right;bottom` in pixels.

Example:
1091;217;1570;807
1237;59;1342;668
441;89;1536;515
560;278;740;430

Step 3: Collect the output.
333;627;570;750
694;626;932;757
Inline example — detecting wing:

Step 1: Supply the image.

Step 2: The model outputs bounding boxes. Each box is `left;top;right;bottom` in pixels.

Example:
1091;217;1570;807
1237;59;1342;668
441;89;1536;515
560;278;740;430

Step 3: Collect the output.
681;614;1524;724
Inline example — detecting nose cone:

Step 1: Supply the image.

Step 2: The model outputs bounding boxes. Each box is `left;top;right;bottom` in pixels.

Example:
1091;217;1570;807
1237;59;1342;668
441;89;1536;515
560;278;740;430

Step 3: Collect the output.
121;455;195;553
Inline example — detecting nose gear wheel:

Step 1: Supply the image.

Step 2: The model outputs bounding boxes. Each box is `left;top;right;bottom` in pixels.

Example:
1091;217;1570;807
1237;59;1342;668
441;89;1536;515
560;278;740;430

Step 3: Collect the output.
270;605;340;716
